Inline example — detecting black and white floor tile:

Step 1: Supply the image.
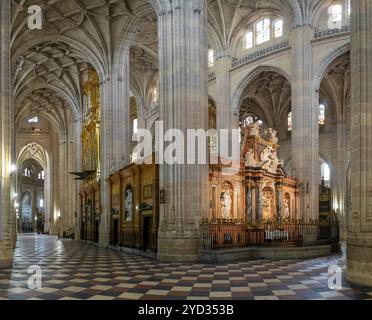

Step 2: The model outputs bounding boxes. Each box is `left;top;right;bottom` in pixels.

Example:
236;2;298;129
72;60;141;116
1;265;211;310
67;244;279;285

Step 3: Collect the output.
0;234;371;300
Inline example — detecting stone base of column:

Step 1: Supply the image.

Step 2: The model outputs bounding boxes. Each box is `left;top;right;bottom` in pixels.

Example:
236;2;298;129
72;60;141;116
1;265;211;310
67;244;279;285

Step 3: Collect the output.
99;231;109;247
157;234;201;262
0;246;13;269
346;243;372;287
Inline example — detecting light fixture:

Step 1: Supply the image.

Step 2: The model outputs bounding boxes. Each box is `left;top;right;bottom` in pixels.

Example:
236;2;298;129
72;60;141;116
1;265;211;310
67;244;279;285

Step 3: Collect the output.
10;164;17;173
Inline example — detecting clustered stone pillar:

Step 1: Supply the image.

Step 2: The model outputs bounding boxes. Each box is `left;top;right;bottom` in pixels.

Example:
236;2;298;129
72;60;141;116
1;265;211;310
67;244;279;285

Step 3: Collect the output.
0;0;15;269
156;0;209;262
291;25;319;221
346;0;372;287
99;66;131;246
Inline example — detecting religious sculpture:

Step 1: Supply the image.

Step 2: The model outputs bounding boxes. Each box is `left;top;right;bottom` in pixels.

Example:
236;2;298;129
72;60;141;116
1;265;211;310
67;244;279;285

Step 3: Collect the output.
220;191;232;219
260;146;283;174
244;148;257;167
284;200;290;220
267;128;279;145
125;188;133;222
247;121;262;136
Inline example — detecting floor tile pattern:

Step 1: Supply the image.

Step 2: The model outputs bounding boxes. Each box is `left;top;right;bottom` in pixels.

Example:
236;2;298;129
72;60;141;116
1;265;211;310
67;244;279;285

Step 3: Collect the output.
0;234;371;300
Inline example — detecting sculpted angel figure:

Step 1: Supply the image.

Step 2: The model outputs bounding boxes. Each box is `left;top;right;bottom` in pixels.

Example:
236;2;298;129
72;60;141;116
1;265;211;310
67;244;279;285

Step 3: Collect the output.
244;148;257;167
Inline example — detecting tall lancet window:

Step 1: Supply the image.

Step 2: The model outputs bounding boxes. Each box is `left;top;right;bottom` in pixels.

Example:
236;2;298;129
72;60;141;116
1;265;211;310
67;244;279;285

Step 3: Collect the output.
208;49;215;68
256;19;271;45
274;19;284;38
245;31;253;49
152;87;158;103
328;4;343;28
287;111;292;131
319;104;326;126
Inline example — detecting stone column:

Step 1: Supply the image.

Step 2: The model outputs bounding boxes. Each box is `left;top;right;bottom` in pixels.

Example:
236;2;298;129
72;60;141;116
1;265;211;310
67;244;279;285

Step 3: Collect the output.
333;120;347;239
0;0;15;269
99;67;131;246
215;52;235;130
246;186;252;223
291;25;319;221
277;187;283;224
156;0;209;262
346;0;372;286
256;182;262;224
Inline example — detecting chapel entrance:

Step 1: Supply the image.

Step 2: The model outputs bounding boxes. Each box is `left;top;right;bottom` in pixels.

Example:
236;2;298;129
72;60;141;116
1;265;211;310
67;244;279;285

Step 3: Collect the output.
142;215;152;252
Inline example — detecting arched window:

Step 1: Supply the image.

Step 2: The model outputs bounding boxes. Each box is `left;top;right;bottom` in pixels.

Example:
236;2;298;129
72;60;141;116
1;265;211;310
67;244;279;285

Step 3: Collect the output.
133;118;138;135
244;31;253;49
208;49;215;68
321;162;331;186
287;111;292;131
23;168;32;178
319;104;326;125
28;116;39;123
39;199;44;208
273;19;284;38
152;88;158;103
328;4;343;28
256;18;271;45
38;170;45;180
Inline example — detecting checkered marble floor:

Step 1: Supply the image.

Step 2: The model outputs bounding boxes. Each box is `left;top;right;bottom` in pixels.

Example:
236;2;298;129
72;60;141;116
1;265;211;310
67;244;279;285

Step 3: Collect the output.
0;234;371;300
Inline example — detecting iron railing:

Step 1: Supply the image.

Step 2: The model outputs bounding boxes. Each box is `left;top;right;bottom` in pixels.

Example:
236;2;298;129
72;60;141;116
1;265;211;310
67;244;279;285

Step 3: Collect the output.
201;219;339;251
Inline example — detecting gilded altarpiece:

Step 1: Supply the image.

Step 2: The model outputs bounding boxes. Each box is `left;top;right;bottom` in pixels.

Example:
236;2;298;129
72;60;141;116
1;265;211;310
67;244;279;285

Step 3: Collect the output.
82;68;101;176
79;68;101;242
205;121;300;248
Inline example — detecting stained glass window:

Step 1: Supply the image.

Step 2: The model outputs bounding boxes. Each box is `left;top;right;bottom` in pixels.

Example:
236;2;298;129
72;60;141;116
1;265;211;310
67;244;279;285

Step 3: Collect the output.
319;104;326;125
133;118;138;135
245;31;253;49
256;19;271;45
274;19;284;38
152;88;158;103
28;116;39;123
288;111;292;131
208;49;215;68
328;4;343;28
38;170;45;180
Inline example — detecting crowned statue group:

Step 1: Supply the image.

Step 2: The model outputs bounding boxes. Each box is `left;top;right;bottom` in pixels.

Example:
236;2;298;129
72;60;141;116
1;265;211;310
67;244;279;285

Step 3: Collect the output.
243;121;283;175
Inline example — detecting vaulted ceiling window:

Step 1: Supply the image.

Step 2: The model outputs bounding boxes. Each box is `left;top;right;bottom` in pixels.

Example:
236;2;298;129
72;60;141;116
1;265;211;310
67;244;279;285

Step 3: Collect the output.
28;116;39;123
328;4;343;28
133;118;138;135
287;111;293;131
244;31;253;49
38;170;45;180
208;49;215;68
152;87;158;103
274;19;284;38
23;168;32;178
319;104;326;125
256;18;271;45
